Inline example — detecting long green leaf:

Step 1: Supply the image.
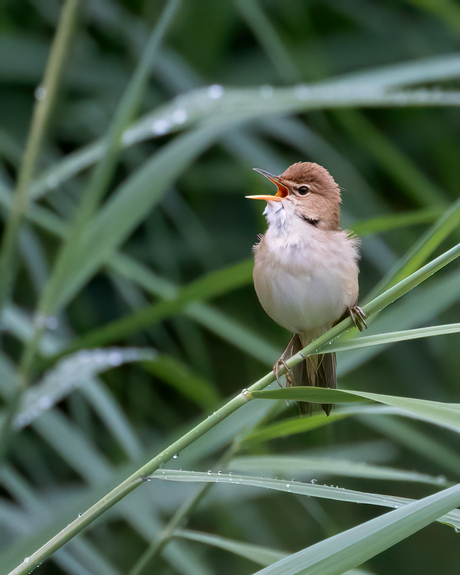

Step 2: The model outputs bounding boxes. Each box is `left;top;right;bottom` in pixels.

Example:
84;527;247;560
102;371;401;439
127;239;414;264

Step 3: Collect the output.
46;123;226;312
153;470;460;529
173;529;375;574
229;455;447;485
14;347;157;430
28;84;460;204
37;0;182;316
322;323;460;354
249;388;460;432
250;484;460;575
61;259;253;350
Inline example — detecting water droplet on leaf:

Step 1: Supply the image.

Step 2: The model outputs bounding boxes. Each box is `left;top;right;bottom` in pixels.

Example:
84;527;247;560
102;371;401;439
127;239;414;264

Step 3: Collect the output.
208;84;224;99
35;86;47;100
151;119;170;135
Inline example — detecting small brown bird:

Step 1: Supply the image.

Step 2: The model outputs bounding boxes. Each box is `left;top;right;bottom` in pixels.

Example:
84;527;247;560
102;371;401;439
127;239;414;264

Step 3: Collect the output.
247;162;366;415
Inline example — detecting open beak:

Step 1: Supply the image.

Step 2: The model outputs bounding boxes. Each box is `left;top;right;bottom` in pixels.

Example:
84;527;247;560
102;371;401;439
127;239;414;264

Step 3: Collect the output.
246;168;289;201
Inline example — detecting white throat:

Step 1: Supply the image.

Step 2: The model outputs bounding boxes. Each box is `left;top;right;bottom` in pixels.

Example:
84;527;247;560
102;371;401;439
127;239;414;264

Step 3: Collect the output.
264;200;294;232
263;200;311;246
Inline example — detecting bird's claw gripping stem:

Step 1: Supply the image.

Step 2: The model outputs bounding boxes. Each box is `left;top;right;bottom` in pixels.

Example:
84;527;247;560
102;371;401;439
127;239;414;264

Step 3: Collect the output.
273;358;293;388
349;305;367;331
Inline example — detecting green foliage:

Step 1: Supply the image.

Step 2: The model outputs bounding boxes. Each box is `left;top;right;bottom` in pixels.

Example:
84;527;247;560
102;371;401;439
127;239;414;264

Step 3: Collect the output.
0;1;459;574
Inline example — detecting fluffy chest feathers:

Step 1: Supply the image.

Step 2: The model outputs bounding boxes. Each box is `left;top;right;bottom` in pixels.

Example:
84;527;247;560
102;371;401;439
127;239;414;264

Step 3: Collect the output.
253;201;359;335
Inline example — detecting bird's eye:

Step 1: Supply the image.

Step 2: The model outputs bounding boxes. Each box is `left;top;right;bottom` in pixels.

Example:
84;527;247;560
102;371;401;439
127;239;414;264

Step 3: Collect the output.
297;185;309;195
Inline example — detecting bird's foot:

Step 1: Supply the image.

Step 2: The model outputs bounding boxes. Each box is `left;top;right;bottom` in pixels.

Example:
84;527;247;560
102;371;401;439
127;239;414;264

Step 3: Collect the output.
349;305;367;331
273;358;293;388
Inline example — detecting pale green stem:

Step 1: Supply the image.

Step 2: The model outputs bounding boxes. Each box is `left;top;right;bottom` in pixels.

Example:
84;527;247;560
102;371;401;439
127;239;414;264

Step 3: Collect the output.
8;388;254;575
7;243;460;574
0;0;81;318
0;0;81;461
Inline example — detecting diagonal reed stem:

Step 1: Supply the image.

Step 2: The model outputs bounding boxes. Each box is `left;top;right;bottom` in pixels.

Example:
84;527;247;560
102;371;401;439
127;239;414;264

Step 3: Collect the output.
7;242;460;575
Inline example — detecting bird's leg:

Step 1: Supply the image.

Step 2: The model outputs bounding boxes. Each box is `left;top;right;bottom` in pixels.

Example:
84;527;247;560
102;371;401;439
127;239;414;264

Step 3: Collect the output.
349;305;367;331
273;334;296;388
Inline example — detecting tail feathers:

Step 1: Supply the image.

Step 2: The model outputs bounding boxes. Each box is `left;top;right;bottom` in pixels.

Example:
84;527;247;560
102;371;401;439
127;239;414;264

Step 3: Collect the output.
288;334;337;416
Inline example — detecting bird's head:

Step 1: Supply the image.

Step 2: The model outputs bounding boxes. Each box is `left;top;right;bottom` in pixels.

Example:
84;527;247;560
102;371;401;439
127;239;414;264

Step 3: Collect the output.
247;162;342;231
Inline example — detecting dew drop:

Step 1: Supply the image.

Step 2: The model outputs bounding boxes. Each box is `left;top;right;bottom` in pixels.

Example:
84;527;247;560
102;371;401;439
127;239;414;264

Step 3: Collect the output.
207;470;212;475
151;119;170;135
35;86;47;101
173;453;179;459
311;478;317;484
208;84;224;99
78;513;82;518
23;557;30;565
286;483;291;488
47;316;58;329
454;526;460;534
35;313;59;330
108;351;124;366
37;396;52;410
218;470;222;475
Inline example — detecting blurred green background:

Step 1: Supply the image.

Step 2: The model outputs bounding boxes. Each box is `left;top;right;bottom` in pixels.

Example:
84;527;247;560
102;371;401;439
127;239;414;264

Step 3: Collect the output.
0;0;460;574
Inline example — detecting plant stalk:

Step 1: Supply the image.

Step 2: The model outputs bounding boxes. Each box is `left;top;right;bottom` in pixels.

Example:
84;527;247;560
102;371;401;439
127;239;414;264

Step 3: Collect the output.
8;389;254;575
0;0;81;318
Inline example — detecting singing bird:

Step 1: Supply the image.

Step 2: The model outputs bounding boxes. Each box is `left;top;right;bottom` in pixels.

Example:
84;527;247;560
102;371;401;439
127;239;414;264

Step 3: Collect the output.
247;162;366;415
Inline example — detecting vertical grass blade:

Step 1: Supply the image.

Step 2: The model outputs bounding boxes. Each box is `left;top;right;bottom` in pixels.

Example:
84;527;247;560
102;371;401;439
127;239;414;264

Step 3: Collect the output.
0;0;81;317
